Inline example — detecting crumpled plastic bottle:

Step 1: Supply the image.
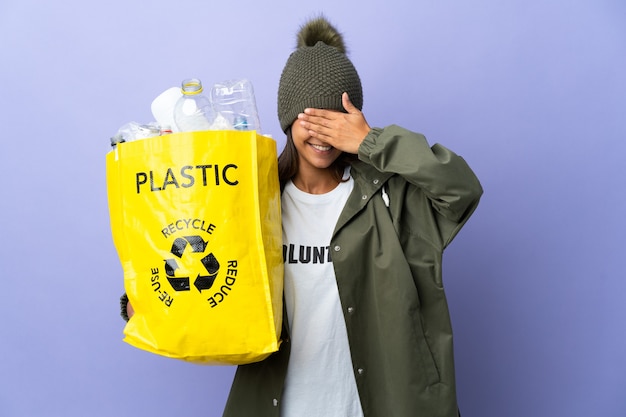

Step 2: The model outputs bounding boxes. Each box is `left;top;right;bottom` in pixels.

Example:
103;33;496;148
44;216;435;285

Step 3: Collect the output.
110;122;161;147
210;79;261;132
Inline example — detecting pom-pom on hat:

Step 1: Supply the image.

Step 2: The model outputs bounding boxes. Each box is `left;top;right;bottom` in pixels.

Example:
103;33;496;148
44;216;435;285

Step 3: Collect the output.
277;16;363;133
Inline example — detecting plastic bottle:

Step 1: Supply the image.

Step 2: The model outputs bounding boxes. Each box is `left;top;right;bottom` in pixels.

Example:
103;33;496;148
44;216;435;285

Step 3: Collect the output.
151;87;181;132
210;79;261;132
159;125;173;135
173;79;215;132
233;115;249;131
110;122;161;147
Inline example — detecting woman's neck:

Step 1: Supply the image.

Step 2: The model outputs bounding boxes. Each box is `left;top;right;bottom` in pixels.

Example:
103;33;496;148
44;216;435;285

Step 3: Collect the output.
292;166;340;194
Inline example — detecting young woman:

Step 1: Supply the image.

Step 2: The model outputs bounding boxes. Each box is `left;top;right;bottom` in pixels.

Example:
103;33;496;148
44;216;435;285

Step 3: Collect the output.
222;16;483;417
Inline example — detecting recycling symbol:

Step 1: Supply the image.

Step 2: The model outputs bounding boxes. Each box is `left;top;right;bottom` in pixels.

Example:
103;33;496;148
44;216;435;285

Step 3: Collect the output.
164;235;220;292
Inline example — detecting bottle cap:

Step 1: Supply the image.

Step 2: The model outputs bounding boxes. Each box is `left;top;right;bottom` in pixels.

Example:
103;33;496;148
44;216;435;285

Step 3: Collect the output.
181;78;204;95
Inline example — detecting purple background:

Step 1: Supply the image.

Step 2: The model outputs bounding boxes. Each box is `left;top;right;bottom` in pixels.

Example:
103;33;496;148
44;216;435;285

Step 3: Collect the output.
1;0;624;416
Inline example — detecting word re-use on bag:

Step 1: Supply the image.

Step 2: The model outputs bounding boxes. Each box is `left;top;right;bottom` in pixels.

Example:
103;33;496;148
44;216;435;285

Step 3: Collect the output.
106;131;283;365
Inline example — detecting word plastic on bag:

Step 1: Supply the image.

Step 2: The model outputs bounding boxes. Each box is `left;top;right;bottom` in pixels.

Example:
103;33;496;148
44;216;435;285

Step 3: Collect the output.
135;164;239;193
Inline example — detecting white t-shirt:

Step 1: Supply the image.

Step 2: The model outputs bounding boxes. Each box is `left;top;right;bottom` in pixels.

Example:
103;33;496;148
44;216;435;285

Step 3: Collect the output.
280;175;364;417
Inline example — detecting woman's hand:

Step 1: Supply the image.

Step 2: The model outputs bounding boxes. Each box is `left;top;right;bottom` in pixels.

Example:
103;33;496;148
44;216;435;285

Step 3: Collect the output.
297;92;371;154
120;294;135;322
127;301;134;319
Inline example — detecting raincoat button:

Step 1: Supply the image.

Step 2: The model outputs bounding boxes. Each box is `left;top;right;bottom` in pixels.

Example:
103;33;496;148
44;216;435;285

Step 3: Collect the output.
273;398;278;407
334;245;341;252
373;179;379;184
347;307;355;314
357;368;365;375
361;194;367;200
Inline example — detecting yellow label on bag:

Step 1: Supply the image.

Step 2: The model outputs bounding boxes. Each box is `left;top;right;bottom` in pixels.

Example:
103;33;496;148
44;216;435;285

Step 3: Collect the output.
106;131;283;365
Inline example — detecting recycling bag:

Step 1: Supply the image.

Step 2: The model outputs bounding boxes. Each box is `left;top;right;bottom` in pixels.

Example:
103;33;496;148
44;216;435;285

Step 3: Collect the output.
106;130;283;365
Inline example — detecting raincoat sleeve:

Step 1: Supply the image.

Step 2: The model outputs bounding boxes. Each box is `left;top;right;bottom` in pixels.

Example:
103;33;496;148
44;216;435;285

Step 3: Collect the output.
358;124;483;245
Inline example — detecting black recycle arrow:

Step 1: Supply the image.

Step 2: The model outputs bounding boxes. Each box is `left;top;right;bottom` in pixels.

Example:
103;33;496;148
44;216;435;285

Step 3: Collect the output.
193;253;220;292
194;274;217;292
164;243;220;293
170;236;208;258
200;253;220;274
164;258;190;291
